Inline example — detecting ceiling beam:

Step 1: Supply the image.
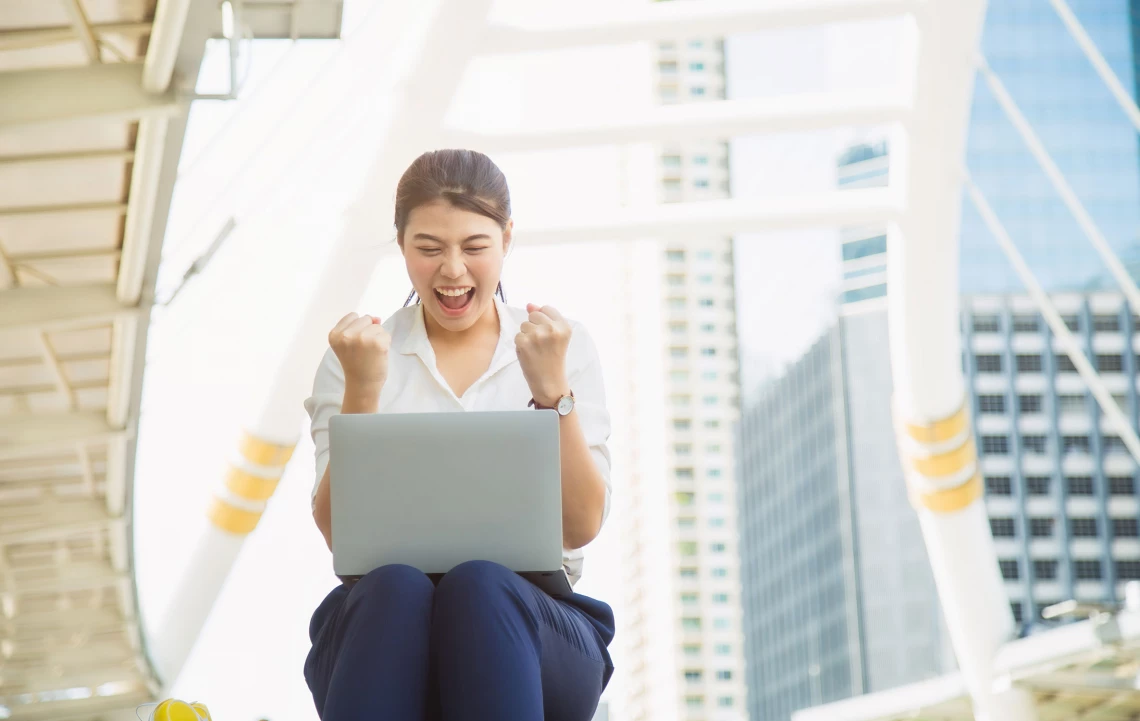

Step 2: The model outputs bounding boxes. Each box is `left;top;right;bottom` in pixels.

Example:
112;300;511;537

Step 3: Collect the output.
518;187;900;245
0;22;151;52
0;201;128;218
0;284;135;332
59;0;102;64
0;568;129;596
443;91;909;152
6;689;151;721
0;149;135;167
482;0;919;53
0;411;127;461
0;63;180;129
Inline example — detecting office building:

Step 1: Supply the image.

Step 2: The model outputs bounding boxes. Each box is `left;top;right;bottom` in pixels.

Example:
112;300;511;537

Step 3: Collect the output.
836;141;889;312
617;28;748;721
964;293;1140;620
960;1;1140;293
737;312;950;721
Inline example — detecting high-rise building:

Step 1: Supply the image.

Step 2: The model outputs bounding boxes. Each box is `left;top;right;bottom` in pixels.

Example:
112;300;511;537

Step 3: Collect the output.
960;1;1140;293
836;141;889;312
618;29;748;721
963;293;1140;620
737;312;951;721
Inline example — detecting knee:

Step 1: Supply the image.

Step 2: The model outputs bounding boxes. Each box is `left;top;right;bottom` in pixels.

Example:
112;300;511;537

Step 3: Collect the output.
347;564;433;612
434;560;519;612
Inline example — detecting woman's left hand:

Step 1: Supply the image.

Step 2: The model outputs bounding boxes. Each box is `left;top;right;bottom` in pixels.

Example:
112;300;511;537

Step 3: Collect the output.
516;303;573;407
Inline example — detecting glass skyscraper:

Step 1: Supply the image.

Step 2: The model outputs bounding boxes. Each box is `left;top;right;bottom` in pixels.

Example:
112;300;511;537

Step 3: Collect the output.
960;0;1140;293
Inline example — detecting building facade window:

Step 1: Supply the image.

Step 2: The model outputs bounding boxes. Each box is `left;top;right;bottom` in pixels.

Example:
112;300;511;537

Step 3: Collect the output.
1117;561;1140;580
979;395;1006;414
1075;560;1103;580
1097;354;1124;372
1112;518;1139;537
990;518;1016;537
1034;559;1058;579
986;476;1013;495
1058;394;1086;414
1027;476;1052;495
982;436;1010;455
1019;394;1043;413
1016;354;1043;372
1066;476;1094;496
976;354;1003;373
1104;436;1128;454
1022;435;1047;454
999;559;1020;580
1013;315;1040;332
1109;476;1136;495
973;315;1001;332
1093;314;1121;332
1070;518;1099;538
1056;354;1078;372
1063;436;1091;454
716;670;733;681
1030;518;1055;538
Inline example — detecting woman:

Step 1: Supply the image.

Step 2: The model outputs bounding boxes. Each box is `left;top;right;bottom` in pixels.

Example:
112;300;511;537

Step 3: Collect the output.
302;149;615;721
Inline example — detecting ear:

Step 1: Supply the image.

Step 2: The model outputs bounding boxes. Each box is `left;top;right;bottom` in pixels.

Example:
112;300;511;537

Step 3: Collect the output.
502;219;514;256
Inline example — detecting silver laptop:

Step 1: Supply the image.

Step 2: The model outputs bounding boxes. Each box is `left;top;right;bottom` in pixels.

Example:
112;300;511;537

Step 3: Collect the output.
328;410;572;597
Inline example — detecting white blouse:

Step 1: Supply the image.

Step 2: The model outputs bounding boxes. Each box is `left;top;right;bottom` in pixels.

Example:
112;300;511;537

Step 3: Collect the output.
303;295;612;586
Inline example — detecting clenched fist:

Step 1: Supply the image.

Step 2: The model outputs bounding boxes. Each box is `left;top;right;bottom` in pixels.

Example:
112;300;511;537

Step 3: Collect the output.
516;303;572;407
329;312;391;393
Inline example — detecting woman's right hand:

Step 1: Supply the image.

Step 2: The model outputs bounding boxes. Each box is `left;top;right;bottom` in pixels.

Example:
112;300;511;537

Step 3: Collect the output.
329;312;390;396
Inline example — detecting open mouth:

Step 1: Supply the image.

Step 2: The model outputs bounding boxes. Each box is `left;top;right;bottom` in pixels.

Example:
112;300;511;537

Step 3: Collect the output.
434;287;475;314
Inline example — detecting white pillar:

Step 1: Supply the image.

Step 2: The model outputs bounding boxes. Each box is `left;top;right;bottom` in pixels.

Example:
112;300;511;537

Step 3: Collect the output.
149;0;497;687
887;2;1036;719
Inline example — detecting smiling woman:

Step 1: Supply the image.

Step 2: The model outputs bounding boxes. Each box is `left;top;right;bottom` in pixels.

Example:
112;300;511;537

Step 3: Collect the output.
301;149;616;721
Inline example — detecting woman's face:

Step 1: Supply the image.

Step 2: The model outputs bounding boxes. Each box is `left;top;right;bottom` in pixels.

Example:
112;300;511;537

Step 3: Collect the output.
401;199;511;333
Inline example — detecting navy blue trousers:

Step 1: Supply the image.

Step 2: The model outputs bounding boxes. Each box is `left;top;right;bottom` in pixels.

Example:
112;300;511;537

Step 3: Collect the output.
304;561;615;721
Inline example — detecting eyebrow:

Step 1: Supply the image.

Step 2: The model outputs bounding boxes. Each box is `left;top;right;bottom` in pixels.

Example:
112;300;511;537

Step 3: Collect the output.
411;233;492;243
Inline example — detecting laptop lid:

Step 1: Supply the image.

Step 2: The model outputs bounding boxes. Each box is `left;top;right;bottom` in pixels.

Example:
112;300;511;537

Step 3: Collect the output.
328;410;563;579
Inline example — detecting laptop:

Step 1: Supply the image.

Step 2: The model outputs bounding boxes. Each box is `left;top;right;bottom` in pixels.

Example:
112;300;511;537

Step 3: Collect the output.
328;410;572;597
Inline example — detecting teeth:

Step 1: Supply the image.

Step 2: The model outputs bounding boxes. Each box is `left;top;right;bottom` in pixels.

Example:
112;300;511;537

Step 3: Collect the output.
436;288;472;297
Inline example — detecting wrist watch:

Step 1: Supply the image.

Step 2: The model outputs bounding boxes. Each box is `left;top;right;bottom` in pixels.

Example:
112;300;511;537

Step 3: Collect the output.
529;391;575;416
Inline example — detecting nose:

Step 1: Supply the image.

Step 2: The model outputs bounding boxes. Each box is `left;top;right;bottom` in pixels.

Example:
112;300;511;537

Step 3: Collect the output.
440;251;465;279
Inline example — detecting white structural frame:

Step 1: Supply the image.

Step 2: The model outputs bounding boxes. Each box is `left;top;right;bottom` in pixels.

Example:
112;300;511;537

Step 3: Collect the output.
885;2;1036;719
153;0;1140;718
149;0;501;687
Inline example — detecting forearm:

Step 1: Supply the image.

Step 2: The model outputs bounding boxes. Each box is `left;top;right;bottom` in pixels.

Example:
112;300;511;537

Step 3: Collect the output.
558;409;607;549
312;382;382;550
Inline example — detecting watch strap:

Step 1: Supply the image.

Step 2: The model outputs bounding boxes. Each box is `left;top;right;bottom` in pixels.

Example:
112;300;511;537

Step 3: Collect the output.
528;390;574;411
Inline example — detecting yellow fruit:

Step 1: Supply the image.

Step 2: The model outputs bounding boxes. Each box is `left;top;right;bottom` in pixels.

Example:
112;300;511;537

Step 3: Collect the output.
151;699;208;721
191;703;212;721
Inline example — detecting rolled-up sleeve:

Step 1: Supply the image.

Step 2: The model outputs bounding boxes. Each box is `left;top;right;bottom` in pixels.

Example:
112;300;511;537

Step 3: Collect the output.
302;348;345;509
568;323;613;526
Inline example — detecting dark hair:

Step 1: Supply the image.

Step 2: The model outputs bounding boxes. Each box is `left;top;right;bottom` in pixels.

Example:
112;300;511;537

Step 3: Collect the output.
395;149;510;307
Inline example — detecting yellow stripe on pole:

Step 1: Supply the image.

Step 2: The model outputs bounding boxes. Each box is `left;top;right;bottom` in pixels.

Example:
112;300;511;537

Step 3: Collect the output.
224;465;280;502
207;497;262;535
239;431;296;467
912;438;976;478
904;402;969;445
913;472;983;513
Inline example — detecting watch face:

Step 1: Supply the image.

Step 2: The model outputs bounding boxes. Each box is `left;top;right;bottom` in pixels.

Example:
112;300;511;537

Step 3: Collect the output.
556;395;575;416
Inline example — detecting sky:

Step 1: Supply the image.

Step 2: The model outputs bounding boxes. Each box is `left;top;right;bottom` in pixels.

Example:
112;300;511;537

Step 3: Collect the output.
129;3;901;719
